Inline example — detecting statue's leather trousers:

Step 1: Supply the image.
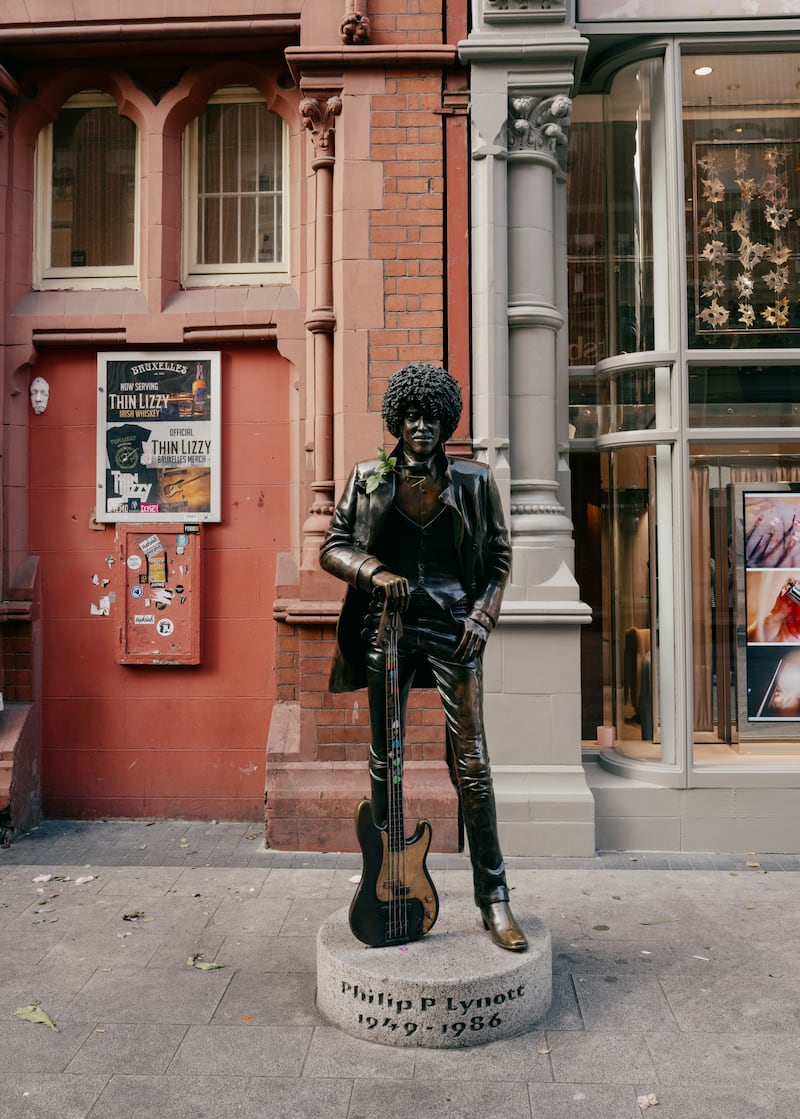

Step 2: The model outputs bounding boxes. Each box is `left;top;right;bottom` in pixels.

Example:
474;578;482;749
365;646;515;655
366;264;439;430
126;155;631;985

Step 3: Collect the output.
363;591;509;907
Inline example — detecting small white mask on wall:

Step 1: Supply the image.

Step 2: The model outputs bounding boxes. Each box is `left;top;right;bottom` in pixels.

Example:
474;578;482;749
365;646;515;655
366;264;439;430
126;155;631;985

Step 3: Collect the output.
30;376;50;415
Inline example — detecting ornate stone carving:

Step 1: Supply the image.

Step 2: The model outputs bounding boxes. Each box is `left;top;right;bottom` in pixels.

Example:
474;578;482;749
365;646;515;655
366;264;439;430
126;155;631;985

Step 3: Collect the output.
300;96;343;157
485;0;566;18
340;0;371;44
507;94;572;170
510;501;566;516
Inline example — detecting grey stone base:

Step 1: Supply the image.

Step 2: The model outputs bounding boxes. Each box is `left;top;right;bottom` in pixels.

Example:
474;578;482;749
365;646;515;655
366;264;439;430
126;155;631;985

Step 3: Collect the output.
316;894;552;1047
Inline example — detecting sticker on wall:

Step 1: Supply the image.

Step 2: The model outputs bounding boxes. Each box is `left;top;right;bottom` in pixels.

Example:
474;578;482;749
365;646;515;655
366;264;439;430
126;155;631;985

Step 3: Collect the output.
148;554;167;585
139;534;164;558
134;613;155;625
127;554;143;572
156;618;175;637
90;596;111;616
130;585;144;599
152;588;174;607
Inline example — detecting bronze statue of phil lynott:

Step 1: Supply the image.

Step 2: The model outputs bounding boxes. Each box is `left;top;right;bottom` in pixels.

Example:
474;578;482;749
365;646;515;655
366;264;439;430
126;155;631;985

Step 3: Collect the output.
320;363;527;952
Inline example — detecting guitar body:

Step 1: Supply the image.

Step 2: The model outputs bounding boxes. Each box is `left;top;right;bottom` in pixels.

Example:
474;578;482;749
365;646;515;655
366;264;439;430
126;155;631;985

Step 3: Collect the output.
349;799;439;948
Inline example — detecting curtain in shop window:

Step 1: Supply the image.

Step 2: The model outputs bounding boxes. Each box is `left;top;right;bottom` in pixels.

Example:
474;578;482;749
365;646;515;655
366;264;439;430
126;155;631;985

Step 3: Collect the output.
690;464;714;731
51;106;136;268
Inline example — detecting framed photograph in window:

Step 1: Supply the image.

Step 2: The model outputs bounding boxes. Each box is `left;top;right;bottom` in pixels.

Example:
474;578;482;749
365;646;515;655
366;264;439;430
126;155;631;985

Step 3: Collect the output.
734;484;800;738
96;351;221;523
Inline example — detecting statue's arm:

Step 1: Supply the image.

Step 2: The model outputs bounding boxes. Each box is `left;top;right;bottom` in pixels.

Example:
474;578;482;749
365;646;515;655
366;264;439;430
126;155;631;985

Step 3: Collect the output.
470;469;512;633
319;466;386;593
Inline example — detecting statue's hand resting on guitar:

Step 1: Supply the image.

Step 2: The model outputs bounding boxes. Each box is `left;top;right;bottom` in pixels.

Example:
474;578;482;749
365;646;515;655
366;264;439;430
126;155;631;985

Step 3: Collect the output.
372;569;411;611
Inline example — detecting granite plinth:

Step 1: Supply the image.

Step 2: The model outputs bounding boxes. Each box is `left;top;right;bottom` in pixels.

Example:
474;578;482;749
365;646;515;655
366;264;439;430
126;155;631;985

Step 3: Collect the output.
316;894;551;1047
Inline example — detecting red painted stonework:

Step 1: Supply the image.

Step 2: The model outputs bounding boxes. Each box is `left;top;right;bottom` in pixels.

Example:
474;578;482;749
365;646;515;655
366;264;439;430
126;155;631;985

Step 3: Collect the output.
28;346;289;820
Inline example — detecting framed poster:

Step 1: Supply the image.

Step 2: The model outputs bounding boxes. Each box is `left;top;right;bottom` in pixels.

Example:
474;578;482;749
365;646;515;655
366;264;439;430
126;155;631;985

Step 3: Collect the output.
735;485;800;739
96;351;221;523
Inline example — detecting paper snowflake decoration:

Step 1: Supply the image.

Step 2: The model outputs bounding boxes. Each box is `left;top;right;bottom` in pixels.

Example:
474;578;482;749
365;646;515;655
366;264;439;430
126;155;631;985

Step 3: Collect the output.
735;273;755;298
697;155;719;174
701;240;727;264
762;298;790;328
766;239;791;265
730;210;751;235
738;302;756;328
764;266;789;293
699;299;730;329
702;177;726;204
761;176;790;207
738;238;766;269
765;203;792;231
701;268;726;298
700;209;724;234
734;148;750;176
735;178;757;204
764;146;788;169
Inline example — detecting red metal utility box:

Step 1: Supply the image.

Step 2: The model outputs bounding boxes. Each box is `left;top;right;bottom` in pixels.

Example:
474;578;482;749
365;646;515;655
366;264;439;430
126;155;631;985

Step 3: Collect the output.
114;524;201;665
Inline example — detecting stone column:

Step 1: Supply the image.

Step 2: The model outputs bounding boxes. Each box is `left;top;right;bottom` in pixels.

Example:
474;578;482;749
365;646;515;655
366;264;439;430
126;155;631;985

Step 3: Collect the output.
299;94;342;570
461;12;595;855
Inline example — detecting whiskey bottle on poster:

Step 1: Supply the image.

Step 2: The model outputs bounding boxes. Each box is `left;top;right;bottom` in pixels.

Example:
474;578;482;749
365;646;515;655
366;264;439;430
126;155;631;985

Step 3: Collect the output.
191;363;209;418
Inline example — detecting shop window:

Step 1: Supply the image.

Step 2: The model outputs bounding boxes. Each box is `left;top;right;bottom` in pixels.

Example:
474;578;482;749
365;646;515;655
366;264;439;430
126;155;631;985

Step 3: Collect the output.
683;53;800;348
567;59;660;364
690;447;800;764
35;92;139;289
184;87;287;285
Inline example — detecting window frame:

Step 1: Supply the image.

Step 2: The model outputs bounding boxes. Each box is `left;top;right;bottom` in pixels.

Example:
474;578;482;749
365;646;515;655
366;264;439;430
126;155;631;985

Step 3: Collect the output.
569;37;800;789
182;85;289;288
34;91;141;291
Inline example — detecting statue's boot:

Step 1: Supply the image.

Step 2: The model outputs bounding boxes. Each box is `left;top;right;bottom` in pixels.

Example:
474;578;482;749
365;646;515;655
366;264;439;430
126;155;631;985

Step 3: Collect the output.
479;900;528;952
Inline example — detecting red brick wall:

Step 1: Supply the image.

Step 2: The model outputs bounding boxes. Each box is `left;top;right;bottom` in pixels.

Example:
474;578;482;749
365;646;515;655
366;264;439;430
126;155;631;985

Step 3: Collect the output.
1;623;34;703
369;0;444;43
368;70;448;413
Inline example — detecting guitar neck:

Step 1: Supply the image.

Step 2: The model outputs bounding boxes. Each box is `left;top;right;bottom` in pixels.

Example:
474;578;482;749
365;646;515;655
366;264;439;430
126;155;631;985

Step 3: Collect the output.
385;612;406;852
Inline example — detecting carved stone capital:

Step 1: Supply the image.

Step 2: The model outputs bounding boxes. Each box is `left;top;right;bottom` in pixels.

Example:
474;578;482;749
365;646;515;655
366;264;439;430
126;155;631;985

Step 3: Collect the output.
507;93;573;171
300;95;343;157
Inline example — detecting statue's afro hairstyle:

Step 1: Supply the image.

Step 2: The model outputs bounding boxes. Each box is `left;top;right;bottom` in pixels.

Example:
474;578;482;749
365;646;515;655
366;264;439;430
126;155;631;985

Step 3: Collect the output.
382;363;463;443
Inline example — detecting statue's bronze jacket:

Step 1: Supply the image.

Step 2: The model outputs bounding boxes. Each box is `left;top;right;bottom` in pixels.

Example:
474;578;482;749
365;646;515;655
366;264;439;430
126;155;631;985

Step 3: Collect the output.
320;445;512;692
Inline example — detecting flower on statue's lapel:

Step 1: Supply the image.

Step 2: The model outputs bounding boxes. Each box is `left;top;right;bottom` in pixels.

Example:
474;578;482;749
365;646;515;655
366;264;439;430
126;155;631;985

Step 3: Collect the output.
365;448;397;494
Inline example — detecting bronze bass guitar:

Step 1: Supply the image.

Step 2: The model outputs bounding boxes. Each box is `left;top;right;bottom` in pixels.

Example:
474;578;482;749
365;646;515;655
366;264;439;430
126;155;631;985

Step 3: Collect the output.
349;604;439;947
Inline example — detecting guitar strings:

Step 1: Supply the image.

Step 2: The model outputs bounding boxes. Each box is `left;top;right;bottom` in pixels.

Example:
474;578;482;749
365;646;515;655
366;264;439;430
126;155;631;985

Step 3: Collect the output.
386;609;407;942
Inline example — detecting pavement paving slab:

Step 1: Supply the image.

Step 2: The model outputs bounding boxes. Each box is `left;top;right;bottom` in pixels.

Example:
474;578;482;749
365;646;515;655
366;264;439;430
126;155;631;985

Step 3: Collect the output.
1;820;800;1119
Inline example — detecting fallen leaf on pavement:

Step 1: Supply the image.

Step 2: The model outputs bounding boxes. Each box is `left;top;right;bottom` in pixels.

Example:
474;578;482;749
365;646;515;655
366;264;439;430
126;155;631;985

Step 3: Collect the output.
187;954;226;970
637;1093;659;1110
15;1004;59;1032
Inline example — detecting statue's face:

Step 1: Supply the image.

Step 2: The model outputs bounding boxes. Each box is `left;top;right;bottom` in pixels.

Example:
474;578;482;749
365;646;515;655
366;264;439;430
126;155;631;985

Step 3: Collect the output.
401;409;441;461
30;377;50;414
